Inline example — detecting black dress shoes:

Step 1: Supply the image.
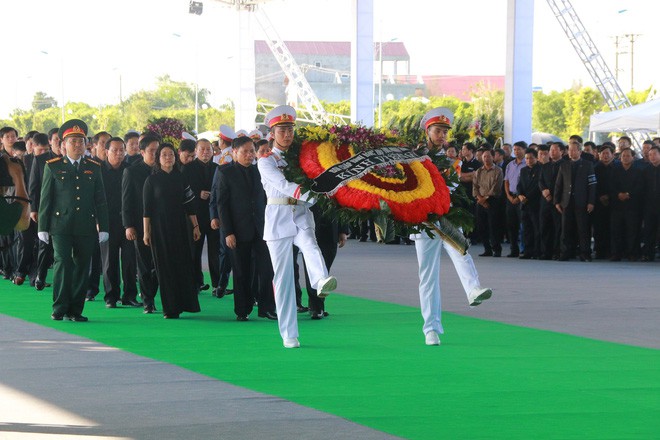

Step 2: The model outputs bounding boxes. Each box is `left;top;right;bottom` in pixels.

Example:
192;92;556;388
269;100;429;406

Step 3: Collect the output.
258;311;278;320
212;287;226;298
143;304;157;314
225;289;234;295
163;314;180;319
35;278;46;291
297;306;309;313
121;299;143;307
507;252;519;258
65;314;88;322
310;311;324;320
236;315;249;321
51;313;64;321
106;301;117;309
479;251;493;257
199;284;210;291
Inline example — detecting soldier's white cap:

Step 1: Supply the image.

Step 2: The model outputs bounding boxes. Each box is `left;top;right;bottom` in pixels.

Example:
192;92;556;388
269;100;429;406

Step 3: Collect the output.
235;129;248;138
265;105;296;128
218;125;236;143
182;131;196;141
248;129;263;140
420;107;454;130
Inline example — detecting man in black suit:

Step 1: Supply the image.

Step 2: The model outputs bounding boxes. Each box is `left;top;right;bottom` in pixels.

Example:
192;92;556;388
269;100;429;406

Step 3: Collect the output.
593;145;616;259
182;138;219;292
554;135;597;261
13;133;47;285
538;142;565;260
122;135;160;313
516;148;542;259
641;146;660;261
216;136;275;321
28;129;61;290
609;148;643;261
100;137;139;307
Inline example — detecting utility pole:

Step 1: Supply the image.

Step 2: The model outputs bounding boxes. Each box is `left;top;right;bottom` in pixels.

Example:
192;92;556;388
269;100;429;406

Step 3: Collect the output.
625;34;641;90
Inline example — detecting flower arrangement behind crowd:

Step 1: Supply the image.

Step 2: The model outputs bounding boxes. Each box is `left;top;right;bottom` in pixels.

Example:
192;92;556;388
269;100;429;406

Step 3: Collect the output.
281;124;474;238
143;117;190;148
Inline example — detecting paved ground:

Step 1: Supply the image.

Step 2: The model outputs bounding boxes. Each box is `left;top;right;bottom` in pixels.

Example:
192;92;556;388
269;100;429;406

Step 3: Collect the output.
1;239;658;439
332;240;660;349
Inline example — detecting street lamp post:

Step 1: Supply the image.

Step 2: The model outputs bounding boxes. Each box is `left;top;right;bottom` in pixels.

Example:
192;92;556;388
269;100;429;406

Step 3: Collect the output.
41;50;65;123
377;38;397;128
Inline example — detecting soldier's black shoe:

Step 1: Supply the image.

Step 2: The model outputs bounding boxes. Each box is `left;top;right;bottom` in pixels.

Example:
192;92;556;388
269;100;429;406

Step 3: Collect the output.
143;304;156;314
65;314;88;322
106;301;117;309
35;278;46;291
212;287;225;298
258;311;278;320
51;313;64;321
199;284;210;291
121;299;143;307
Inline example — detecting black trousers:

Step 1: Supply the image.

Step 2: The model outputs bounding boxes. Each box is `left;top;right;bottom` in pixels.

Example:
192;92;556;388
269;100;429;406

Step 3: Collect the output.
610;206;641;258
539;199;561;258
642;205;659;259
15;220;37;278
87;240;102;295
35;238;53;283
560;200;591;258
505;198;522;254
217;228;232;289
302;239;337;314
592;203;611;258
193;225;219;288
229;238;274;317
521;205;540;257
100;228;138;303
476;197;503;254
134;235;158;306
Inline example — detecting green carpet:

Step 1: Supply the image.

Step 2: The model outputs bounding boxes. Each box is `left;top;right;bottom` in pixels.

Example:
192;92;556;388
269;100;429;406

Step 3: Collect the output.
1;278;658;439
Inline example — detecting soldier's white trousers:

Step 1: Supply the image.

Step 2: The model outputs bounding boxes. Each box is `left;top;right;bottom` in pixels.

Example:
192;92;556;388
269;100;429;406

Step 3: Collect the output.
266;228;329;340
414;237;481;335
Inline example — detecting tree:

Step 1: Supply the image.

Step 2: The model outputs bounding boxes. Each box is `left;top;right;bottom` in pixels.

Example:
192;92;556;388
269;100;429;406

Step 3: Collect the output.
564;87;604;138
533;90;569;136
31;92;57;112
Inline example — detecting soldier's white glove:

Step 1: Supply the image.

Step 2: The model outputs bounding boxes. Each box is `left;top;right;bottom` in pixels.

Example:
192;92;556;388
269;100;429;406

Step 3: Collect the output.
98;232;109;243
38;232;50;243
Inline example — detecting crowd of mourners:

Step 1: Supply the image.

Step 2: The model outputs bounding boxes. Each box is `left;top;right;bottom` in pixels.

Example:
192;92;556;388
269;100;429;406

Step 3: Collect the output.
0;124;332;320
1;124;659;323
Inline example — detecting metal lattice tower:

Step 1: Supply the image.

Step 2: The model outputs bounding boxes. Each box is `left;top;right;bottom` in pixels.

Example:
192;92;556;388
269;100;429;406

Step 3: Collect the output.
212;0;344;126
252;7;339;125
546;0;648;147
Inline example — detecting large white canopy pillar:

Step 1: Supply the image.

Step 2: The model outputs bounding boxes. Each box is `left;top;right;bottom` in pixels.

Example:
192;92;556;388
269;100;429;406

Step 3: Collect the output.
504;0;534;143
350;0;374;126
236;8;257;130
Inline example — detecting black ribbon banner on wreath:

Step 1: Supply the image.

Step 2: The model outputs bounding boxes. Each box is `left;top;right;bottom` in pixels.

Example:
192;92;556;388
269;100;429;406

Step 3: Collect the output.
310;146;427;195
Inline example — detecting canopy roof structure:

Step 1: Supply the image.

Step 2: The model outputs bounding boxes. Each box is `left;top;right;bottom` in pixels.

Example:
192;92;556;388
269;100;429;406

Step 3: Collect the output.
589;99;660;133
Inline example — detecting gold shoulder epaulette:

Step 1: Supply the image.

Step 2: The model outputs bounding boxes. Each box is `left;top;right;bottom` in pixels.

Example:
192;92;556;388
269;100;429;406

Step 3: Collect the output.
86;158;101;166
46;157;62;164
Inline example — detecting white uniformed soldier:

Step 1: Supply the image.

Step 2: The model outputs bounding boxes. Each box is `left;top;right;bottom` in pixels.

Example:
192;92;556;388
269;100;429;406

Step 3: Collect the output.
214;125;236;165
414;107;493;346
257;105;337;348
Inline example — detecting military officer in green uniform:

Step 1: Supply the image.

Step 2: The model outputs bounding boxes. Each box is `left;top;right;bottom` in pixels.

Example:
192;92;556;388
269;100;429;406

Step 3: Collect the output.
38;119;109;321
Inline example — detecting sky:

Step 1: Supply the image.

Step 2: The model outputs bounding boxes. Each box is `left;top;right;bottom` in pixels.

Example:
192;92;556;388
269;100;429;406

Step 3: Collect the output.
0;0;658;120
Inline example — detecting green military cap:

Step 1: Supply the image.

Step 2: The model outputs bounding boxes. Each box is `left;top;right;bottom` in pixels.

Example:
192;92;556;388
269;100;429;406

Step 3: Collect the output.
58;119;88;140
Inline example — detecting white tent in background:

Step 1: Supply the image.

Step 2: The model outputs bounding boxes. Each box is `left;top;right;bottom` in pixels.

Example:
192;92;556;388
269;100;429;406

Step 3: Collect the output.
589;99;660;133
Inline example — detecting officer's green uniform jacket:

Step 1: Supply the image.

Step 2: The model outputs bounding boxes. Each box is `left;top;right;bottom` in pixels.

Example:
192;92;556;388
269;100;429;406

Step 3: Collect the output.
38;156;109;235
